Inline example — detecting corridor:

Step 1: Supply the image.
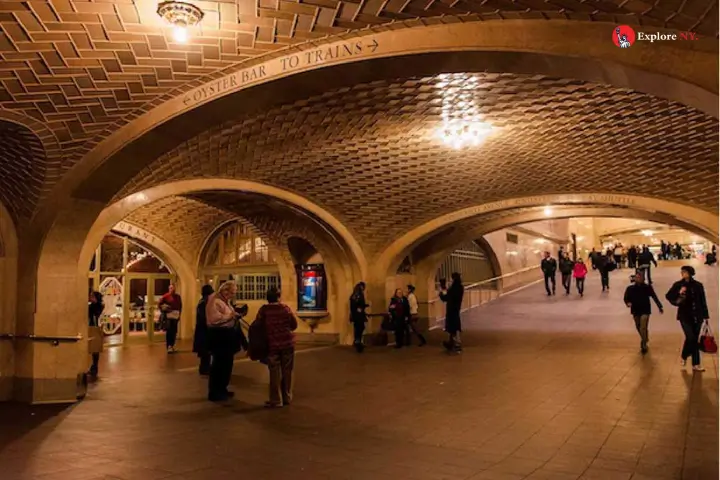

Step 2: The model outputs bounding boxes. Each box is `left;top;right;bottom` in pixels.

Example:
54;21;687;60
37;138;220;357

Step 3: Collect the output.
1;266;717;480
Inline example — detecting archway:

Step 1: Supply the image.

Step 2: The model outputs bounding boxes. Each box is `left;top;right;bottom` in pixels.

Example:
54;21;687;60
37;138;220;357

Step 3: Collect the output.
35;20;714;218
375;193;719;284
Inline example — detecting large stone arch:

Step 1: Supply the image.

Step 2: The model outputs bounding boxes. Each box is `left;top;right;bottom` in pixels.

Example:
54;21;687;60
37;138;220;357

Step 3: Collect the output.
0;200;18;400
13;178;366;402
40;20;716;215
375;193;719;284
109;221;197;338
405;205;712;310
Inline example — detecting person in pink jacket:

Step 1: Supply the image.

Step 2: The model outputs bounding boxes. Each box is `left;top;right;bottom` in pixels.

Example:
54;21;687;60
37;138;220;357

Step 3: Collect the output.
573;258;589;297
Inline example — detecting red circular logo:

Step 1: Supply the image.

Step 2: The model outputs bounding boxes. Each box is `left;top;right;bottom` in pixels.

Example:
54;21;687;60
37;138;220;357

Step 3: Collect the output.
613;25;636;48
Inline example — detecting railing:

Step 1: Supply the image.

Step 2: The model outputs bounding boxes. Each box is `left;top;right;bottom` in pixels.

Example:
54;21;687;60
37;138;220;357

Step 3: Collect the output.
424;264;541;326
0;333;83;345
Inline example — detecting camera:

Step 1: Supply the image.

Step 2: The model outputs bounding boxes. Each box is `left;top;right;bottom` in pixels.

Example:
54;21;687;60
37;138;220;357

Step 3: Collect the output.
233;303;249;317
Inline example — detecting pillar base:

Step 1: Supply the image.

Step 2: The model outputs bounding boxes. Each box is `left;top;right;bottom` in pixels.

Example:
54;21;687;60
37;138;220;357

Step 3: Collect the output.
13;375;84;404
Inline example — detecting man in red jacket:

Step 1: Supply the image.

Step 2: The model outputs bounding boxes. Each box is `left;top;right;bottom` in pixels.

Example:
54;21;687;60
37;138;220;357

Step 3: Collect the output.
255;287;297;408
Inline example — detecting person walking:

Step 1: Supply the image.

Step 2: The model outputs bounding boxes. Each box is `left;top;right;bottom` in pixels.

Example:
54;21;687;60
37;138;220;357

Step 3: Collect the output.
440;272;464;352
559;253;574;295
541;251;557;296
588;248;599;270
88;291;105;377
573;258;588;297
406;285;427;346
666;266;710;372
624;272;663;354
257;287;297;408
193;285;214;375
349;282;369;352
638;247;657;285
205;281;240;401
627;245;638;269
388;288;410;348
596;253;612;292
614;243;623;269
159;284;182;353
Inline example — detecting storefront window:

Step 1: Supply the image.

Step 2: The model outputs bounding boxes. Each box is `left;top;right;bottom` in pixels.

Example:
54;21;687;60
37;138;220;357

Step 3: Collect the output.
88;233;175;346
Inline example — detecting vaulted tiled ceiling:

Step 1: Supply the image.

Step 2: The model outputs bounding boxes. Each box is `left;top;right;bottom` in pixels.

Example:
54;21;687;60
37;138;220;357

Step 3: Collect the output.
113;72;718;256
124;191;359;264
1;1;719;219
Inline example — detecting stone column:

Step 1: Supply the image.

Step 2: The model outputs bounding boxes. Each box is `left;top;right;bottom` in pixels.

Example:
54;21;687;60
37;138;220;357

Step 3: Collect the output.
13;199;104;403
0;206;17;400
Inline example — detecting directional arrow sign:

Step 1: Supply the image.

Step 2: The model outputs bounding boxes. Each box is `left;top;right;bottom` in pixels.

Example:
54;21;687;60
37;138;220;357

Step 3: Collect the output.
367;39;379;52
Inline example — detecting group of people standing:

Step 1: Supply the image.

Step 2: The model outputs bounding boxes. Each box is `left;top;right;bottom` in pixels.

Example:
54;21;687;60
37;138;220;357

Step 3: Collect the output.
349;272;465;354
193;282;297;406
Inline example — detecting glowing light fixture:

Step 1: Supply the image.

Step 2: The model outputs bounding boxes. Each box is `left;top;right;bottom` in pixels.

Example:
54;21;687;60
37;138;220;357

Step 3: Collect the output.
435;73;497;149
157;1;204;44
641;229;654;237
543;206;553;217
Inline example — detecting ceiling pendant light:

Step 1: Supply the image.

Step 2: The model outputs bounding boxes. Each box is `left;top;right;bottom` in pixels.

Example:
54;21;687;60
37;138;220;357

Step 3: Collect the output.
157;1;204;44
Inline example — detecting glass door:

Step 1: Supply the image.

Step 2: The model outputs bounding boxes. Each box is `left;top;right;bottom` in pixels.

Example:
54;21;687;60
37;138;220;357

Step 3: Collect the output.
126;278;153;344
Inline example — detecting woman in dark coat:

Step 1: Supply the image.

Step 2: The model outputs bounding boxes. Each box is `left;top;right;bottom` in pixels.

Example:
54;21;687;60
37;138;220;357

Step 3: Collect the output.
388;288;410;349
349;282;369;352
440;272;464;352
666;266;710;372
193;285;214;375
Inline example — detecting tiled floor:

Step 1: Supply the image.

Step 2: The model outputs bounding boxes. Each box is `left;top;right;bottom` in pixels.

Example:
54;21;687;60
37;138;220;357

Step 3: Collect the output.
1;265;717;480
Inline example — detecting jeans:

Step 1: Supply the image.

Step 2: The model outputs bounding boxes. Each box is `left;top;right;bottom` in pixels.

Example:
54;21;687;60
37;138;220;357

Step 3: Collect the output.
544;273;556;295
90;353;100;375
561;273;571;294
633;314;650;347
600;271;609;290
575;277;585;295
268;348;294;405
681;321;701;366
406;314;426;346
207;327;236;398
198;353;211;375
393;318;407;347
352;320;365;345
166;318;179;348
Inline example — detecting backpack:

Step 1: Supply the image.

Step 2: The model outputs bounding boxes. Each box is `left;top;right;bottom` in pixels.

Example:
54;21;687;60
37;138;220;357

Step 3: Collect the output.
247;315;269;362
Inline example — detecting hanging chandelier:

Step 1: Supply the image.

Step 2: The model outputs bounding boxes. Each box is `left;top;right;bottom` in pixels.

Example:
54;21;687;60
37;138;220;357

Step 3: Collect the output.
157;1;204;43
435;74;496;149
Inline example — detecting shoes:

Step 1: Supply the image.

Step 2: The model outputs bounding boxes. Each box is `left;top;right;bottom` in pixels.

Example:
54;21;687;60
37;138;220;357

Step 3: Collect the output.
167;346;177;354
692;365;705;372
681;358;687;367
224;390;235;398
264;401;283;408
640;342;648;354
418;337;427;347
208;393;231;402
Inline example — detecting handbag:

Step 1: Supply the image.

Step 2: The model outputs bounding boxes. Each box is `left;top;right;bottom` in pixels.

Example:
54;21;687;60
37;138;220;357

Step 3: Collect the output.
698;320;717;354
248;317;269;361
166;310;180;320
380;314;394;331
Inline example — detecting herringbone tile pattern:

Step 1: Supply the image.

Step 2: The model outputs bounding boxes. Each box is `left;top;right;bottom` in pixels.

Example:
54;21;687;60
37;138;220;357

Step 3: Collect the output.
0;1;717;222
114;73;719;256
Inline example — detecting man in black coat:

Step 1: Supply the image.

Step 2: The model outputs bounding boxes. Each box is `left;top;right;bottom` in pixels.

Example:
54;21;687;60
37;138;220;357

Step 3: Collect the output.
193;285;214;375
559;253;574;295
666;266;710;371
540;251;557;296
637;247;658;285
624;272;663;354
